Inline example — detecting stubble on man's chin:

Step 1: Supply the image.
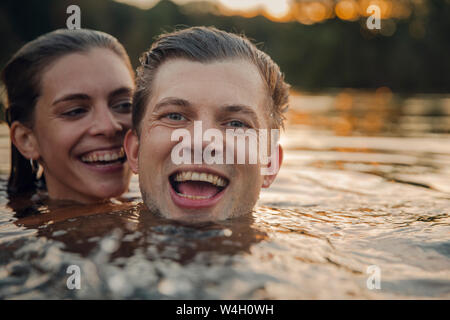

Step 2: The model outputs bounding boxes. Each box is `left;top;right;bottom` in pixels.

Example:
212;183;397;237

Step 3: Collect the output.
140;189;257;223
140;190;164;218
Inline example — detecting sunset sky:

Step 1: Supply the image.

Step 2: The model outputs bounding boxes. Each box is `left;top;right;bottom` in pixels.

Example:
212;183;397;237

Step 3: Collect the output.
115;0;416;24
116;0;292;19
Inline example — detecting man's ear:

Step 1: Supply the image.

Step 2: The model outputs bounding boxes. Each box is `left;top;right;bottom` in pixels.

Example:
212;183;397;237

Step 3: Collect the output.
10;121;40;160
124;129;139;174
262;144;283;188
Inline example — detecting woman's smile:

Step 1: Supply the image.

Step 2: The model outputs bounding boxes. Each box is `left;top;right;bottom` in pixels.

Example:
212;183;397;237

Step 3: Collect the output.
79;146;127;173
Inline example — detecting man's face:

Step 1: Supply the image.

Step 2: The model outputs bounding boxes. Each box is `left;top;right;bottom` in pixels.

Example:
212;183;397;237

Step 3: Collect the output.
125;59;281;222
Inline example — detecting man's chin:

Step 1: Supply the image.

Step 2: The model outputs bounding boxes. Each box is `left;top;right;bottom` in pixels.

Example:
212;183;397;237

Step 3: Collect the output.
141;192;222;223
164;206;225;223
157;202;257;224
141;189;256;223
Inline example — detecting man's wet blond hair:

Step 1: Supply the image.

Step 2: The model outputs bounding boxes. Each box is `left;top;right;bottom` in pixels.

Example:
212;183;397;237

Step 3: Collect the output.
133;26;289;133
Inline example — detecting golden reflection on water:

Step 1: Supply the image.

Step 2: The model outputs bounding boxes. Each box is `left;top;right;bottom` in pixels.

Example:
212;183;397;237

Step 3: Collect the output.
287;88;450;137
213;0;416;26
0;90;449;299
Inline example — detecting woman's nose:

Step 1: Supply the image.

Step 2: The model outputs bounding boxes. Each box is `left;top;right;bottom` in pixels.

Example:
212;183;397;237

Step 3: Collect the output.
89;105;123;137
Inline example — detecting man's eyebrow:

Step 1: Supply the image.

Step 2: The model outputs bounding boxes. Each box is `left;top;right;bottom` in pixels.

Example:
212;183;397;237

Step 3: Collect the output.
153;97;191;111
221;104;260;125
52;93;90;105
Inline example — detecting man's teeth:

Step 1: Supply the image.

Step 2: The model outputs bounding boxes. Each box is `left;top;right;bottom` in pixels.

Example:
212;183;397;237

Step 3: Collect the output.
177;193;210;200
81;148;125;163
174;171;228;187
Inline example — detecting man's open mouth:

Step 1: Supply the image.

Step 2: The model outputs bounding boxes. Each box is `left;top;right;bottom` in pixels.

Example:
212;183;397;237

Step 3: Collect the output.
80;147;127;167
169;170;229;200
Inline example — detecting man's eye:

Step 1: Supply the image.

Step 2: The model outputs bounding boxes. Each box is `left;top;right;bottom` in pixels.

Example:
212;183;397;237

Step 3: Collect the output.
112;102;132;113
227;120;247;128
166;113;186;121
62;108;87;117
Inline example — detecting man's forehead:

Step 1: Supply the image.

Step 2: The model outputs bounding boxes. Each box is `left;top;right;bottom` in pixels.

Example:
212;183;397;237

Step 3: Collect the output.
154;58;262;82
148;58;272;123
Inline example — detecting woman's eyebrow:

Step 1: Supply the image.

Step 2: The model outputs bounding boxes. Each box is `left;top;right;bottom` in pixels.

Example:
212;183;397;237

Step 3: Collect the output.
52;87;133;106
108;87;134;100
52;93;90;105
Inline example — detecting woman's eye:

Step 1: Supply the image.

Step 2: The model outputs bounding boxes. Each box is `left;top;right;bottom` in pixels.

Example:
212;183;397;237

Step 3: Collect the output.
227;120;247;128
62;108;87;118
112;102;132;113
165;113;186;121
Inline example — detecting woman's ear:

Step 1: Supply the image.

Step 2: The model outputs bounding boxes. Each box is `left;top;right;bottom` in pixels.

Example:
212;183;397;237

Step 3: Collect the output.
262;144;283;188
10;121;40;160
124;129;139;174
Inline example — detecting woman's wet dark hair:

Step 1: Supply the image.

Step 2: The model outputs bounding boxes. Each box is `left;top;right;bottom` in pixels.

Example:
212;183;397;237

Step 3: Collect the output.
1;28;133;195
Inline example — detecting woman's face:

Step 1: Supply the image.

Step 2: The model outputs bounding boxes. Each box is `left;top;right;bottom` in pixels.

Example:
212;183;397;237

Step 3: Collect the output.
31;48;134;203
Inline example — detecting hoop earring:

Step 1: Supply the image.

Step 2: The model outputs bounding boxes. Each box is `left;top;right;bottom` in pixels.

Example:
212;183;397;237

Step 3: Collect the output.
30;159;39;174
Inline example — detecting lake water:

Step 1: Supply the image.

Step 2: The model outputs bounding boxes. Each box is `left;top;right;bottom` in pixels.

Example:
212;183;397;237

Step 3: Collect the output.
0;90;449;299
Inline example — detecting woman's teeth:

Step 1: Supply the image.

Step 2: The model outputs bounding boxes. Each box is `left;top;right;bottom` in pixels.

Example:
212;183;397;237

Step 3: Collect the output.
81;148;125;163
173;171;228;187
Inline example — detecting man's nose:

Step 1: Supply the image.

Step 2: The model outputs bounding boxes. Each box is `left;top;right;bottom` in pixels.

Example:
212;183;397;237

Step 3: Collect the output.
185;120;224;164
89;104;123;137
189;119;222;147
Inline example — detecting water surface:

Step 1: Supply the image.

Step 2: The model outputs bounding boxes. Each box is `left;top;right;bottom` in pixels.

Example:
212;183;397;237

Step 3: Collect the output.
0;90;449;299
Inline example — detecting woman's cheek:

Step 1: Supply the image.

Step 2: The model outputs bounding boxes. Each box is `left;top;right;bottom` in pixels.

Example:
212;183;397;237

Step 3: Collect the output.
117;113;132;128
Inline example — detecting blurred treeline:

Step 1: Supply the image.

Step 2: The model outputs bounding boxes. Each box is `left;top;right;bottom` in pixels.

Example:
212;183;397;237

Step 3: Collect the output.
0;0;449;98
